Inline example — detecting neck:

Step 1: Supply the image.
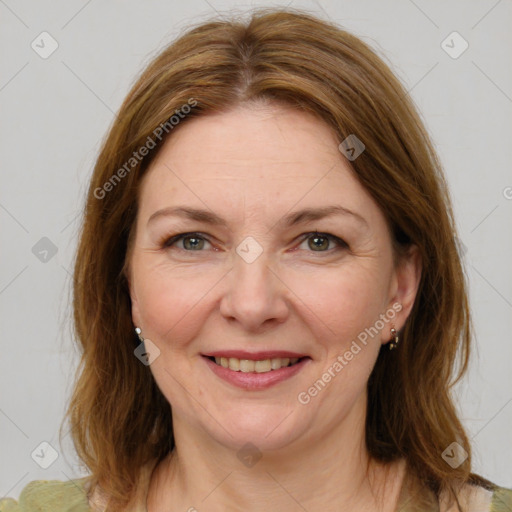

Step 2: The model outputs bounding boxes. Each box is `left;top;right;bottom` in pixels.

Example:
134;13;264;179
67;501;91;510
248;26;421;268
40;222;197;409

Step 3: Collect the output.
147;396;406;512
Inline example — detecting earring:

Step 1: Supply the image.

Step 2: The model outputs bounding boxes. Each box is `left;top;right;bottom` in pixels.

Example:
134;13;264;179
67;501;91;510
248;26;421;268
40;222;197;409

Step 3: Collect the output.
135;327;144;342
389;327;399;350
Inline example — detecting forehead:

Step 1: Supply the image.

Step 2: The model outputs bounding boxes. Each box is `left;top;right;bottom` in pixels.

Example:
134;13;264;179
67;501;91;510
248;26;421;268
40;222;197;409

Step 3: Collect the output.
150;105;340;177
138;104;380;224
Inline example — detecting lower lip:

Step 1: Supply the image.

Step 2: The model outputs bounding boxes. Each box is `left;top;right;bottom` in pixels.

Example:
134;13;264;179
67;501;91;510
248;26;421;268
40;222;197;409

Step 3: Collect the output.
203;356;310;390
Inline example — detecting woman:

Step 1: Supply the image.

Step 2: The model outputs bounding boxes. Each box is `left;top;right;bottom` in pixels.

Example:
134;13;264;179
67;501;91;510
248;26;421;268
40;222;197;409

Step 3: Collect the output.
1;7;510;512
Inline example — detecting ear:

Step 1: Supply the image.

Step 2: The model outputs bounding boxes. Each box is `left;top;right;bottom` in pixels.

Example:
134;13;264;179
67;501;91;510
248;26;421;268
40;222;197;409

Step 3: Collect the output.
385;244;422;340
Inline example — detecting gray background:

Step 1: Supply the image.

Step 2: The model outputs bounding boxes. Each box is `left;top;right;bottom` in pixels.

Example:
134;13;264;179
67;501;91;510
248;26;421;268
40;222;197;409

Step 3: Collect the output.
1;0;511;499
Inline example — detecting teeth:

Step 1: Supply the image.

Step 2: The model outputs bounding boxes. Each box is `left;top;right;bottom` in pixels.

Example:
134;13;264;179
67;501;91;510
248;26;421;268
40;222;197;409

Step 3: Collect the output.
212;356;301;372
271;358;282;370
239;359;255;372
228;358;240;371
255;360;271;373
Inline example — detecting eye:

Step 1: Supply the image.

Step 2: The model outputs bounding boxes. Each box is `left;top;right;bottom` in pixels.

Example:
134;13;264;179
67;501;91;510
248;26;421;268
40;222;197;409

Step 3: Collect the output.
162;232;213;251
160;231;347;254
297;232;348;253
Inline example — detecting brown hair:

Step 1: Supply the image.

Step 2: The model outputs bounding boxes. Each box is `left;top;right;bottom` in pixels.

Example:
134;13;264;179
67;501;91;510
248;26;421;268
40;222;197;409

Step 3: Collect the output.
65;7;485;510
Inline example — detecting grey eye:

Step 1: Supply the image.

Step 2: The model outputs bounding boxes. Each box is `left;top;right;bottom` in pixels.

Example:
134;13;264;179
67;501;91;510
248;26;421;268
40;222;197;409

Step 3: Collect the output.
182;236;206;250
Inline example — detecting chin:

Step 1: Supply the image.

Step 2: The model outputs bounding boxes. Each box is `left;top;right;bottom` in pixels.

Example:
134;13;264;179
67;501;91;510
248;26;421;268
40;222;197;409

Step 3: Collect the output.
202;404;309;453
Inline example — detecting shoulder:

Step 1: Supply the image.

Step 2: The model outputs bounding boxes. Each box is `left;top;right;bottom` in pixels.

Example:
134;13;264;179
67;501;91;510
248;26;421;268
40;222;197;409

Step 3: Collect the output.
490;485;512;511
0;477;92;512
448;482;512;512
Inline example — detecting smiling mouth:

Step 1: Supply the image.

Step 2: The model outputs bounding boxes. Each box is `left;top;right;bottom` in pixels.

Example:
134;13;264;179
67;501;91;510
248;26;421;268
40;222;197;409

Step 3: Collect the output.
207;356;307;373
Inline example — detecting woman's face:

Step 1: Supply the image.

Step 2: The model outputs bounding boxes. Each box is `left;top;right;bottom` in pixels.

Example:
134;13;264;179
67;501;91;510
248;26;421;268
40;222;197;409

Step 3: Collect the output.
128;103;419;453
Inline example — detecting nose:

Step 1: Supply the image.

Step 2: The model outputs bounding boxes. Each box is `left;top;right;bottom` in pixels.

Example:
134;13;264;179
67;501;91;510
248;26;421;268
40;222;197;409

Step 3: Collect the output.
219;249;289;333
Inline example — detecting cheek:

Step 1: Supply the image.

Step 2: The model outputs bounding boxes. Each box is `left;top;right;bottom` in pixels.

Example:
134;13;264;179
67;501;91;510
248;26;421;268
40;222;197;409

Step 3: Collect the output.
290;262;390;347
293;267;388;415
133;261;220;346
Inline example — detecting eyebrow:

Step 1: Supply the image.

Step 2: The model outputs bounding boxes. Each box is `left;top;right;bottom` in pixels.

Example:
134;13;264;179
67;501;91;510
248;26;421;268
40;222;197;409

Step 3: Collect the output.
147;205;367;228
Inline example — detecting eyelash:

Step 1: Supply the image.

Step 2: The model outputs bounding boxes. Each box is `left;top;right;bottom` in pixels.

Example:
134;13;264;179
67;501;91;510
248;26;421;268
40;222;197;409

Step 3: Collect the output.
160;231;348;255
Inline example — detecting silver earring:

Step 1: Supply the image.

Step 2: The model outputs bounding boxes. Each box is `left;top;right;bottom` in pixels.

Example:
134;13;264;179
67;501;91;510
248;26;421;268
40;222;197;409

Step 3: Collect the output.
135;327;144;342
389;327;399;350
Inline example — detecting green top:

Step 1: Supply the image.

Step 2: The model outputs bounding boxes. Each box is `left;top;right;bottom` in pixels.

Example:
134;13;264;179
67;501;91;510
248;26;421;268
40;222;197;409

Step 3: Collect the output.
0;478;91;512
1;475;511;511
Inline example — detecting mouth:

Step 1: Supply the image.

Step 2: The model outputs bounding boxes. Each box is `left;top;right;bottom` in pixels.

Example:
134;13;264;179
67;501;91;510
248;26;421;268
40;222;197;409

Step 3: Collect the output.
201;351;311;390
206;355;307;373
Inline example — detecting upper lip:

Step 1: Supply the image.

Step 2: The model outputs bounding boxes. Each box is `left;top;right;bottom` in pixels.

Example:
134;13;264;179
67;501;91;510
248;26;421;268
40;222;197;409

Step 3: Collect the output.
203;350;309;360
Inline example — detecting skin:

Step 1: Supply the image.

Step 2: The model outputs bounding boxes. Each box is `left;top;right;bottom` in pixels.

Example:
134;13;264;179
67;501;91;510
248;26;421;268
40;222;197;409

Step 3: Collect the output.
127;102;422;512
